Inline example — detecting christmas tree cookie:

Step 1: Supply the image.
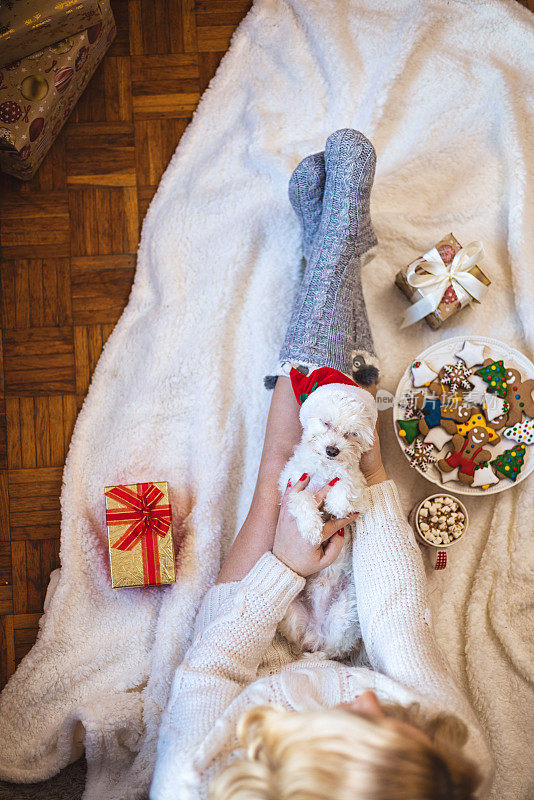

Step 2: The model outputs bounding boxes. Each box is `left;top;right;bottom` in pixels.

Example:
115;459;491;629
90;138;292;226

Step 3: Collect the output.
476;359;508;398
396;419;420;444
491;444;526;482
503;418;534;446
411;360;438;387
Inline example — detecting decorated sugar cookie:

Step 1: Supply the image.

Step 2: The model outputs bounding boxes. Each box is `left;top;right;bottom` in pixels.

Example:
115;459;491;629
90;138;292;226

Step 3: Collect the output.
396;419;420;444
440;466;460;484
475;359;508;398
404;438;436;472
400;392;425;420
437;427;493;485
417;396;471;437
503;418;534;446
439;398;474;432
464;374;488;405
490;444;526;482
455;341;485;368
438;362;473;395
423;427;453;450
503;368;534;426
417;396;442;433
471;462;500;489
456;412;500;444
483;392;509;423
411;360;438;387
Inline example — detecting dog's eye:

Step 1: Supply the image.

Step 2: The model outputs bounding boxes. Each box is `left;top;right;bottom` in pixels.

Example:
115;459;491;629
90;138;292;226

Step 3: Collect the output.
345;431;360;439
323;420;332;429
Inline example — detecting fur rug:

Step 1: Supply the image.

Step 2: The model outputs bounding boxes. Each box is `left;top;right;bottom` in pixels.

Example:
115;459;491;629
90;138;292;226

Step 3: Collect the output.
0;1;532;798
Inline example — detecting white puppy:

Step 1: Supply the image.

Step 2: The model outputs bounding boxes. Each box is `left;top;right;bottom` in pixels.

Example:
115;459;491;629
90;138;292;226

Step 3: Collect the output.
277;382;377;659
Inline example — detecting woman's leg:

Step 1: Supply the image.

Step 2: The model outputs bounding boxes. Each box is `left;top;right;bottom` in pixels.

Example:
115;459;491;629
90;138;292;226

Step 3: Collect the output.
265;128;379;387
217;130;380;583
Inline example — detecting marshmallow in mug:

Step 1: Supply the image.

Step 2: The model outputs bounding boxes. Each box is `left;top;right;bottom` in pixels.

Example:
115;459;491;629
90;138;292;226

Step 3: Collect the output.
416;494;466;545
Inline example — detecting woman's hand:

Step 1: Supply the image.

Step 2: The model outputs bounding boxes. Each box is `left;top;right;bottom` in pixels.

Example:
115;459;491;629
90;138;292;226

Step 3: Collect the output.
357;385;388;486
272;475;359;578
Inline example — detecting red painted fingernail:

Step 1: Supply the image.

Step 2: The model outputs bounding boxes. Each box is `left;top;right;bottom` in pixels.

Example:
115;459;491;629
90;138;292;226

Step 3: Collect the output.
329;477;340;486
286;479;292;488
299;473;308;481
339;527;345;537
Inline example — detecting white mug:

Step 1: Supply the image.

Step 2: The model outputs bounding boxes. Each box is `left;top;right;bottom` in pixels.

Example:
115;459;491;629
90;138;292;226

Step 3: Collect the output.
409;493;469;570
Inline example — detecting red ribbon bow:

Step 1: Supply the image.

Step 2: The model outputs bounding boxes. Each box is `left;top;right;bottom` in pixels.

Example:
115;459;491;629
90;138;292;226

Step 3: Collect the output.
105;482;172;587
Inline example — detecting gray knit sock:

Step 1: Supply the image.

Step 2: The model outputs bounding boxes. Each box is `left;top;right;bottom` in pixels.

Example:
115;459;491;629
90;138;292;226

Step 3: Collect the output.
277;129;378;379
288;151;326;264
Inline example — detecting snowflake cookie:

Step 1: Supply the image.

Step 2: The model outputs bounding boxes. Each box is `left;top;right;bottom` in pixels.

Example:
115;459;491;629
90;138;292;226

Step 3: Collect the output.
440;361;473;394
404;438;436;472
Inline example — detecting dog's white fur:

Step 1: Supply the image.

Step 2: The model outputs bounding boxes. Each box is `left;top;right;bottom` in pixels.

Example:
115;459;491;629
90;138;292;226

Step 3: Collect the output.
277;383;378;659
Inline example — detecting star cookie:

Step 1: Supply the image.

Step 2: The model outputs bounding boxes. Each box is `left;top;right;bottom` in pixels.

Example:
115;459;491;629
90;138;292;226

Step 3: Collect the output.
455;340;485;368
423;427;454;450
440;466;460;484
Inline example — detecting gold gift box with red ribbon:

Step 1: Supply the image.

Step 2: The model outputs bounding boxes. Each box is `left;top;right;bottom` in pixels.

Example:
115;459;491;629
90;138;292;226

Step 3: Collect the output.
105;481;176;588
395;233;491;330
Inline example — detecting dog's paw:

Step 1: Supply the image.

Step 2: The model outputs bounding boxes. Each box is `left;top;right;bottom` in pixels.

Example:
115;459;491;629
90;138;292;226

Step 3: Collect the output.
323;482;354;519
287;490;324;546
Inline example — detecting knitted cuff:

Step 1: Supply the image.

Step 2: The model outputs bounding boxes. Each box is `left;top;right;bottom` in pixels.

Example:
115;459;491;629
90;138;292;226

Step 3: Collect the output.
264;358;354;390
363;479;407;525
240;550;306;607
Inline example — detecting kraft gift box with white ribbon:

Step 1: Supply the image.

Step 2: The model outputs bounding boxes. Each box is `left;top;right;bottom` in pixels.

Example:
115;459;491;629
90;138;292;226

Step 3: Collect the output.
395;232;491;329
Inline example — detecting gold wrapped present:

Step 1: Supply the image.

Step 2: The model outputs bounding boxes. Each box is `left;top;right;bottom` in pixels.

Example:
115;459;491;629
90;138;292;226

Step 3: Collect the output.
0;0;101;68
105;481;176;589
0;0;115;180
395;233;491;330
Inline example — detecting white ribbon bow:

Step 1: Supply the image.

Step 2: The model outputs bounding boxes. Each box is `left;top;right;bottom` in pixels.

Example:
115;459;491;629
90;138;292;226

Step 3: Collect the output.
401;240;488;328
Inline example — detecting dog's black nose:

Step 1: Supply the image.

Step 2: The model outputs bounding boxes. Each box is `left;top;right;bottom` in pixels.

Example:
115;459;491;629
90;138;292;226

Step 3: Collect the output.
326;445;339;458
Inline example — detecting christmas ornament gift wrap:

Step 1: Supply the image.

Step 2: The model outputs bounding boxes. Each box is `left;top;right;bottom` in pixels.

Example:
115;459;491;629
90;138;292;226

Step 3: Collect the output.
0;0;101;68
395;233;491;330
0;0;115;180
105;482;177;589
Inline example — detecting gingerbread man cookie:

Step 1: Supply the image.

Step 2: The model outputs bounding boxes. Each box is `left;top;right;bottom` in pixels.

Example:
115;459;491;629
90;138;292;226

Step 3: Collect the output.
415;394;471;437
503;367;534;426
456;411;500;444
437;426;493;485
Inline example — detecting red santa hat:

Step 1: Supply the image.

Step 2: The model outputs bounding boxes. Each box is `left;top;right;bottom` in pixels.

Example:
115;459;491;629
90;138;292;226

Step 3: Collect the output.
290;366;377;430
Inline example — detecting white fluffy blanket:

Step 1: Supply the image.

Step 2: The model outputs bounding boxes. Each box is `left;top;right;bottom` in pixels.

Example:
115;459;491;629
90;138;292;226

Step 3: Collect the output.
0;1;533;798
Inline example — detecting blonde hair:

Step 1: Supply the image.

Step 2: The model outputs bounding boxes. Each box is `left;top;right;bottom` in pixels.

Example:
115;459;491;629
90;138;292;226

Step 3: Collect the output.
208;702;481;800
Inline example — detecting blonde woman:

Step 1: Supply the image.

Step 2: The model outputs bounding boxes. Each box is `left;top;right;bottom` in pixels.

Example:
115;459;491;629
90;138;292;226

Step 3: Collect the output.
150;131;494;800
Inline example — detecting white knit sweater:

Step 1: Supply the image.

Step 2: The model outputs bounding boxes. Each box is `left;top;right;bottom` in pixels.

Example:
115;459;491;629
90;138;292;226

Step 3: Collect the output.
150;480;494;800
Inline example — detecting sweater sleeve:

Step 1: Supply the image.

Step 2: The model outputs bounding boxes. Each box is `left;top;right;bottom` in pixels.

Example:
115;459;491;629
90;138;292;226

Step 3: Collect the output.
352;480;494;796
150;550;305;800
352;480;465;690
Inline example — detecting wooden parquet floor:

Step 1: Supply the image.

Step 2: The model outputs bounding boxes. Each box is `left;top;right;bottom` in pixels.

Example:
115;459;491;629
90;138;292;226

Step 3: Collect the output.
0;0;252;691
0;0;532;692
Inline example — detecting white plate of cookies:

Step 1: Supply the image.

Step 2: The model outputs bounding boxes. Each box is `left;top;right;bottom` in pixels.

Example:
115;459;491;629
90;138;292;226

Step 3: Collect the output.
393;336;534;495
